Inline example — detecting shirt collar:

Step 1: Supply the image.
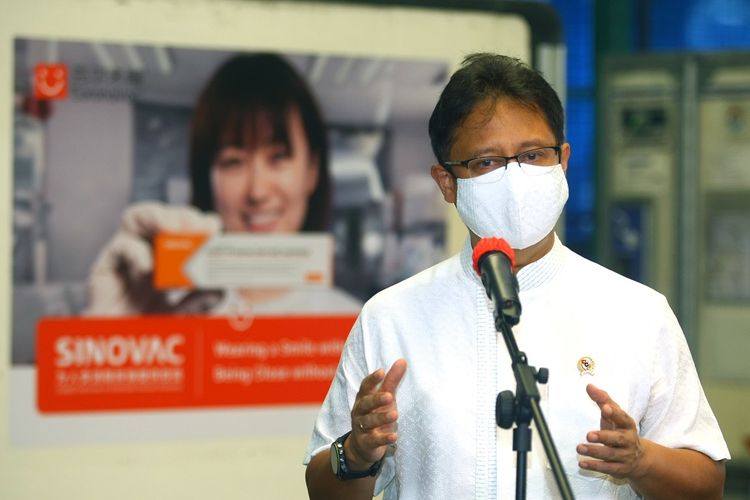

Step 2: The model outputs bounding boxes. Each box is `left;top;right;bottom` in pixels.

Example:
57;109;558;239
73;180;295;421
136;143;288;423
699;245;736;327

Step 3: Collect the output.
515;233;564;291
460;233;565;291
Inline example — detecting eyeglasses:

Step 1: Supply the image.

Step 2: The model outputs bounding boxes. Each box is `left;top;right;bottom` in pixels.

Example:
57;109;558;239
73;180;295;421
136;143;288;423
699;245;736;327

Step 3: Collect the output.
443;146;561;184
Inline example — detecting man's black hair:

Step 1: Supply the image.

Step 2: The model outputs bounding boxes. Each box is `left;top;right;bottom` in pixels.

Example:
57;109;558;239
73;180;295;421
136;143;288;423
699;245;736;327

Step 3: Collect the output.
428;53;564;165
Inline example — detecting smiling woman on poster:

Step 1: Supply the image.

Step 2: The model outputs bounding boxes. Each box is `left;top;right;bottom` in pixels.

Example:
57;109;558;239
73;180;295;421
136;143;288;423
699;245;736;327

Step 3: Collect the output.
84;53;361;317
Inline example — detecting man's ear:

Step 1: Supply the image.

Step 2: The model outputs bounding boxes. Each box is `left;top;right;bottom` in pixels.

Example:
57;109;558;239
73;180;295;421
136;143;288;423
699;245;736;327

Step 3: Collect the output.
431;164;457;204
560;143;571;174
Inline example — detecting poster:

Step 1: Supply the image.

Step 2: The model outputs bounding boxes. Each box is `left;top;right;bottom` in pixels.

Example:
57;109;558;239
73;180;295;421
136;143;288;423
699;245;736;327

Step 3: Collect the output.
11;37;448;445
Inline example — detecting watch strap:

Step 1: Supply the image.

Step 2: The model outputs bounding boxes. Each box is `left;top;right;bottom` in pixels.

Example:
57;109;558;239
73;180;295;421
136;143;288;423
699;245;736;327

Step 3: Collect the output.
331;431;383;480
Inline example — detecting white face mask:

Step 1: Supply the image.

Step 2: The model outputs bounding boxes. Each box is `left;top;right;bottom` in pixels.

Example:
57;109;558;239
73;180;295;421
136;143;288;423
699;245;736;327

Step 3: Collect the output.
456;163;569;249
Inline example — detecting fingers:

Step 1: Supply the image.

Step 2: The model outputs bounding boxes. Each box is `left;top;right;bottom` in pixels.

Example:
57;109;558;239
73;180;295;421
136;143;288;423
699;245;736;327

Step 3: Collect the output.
355;389;393;416
173;291;224;314
585;429;633;449
353;361;407;425
97;232;154;280
121;202;222;238
358;406;399;436
347;418;398;467
352;370;387;418
585;383;611;408
578;441;631;462
381;359;408;395
600;402;636;430
586;384;633;430
357;368;385;398
577;436;641;478
578;454;631;477
85;202;223;316
580;385;643;479
353;359;407;420
347;361;406;465
84;231;155;316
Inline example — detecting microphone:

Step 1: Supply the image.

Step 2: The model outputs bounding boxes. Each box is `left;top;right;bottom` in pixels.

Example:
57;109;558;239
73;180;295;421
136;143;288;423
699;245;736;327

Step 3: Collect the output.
472;238;521;326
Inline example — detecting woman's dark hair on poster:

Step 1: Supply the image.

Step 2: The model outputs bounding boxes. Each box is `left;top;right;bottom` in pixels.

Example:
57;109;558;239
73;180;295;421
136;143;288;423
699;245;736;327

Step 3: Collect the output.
189;53;330;231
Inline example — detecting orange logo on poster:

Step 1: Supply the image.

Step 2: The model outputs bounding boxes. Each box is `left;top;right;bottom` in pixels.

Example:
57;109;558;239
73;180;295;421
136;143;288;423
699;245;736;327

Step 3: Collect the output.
34;63;69;100
577;356;595;376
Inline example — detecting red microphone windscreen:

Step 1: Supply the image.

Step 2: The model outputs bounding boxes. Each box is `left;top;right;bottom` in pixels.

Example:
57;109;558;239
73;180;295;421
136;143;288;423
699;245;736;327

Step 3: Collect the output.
472;238;516;276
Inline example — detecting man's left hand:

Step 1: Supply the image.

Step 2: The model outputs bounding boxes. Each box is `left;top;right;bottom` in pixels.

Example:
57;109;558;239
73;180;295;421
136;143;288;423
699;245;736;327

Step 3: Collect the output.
577;384;648;480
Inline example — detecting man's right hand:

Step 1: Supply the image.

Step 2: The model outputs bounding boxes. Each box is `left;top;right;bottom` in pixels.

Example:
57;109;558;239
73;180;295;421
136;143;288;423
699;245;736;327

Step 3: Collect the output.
83;201;222;316
345;359;408;469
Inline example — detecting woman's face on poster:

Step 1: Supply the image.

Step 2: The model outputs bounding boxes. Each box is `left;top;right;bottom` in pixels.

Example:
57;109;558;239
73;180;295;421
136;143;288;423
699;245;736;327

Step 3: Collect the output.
210;108;319;233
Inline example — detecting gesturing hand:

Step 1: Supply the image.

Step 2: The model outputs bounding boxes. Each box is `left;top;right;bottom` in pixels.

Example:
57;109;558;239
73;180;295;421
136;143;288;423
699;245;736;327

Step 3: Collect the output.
577;384;647;480
345;359;408;469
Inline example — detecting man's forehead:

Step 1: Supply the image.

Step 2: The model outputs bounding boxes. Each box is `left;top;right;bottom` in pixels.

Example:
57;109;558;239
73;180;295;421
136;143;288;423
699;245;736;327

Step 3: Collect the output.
450;99;554;149
464;98;545;126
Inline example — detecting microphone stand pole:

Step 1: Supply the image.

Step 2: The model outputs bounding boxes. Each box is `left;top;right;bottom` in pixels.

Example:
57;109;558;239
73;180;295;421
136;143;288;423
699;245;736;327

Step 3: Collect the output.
494;315;575;500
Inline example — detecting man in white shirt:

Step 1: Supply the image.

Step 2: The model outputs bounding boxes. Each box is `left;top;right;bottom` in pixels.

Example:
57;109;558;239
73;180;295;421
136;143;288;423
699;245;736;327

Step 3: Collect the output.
304;53;729;499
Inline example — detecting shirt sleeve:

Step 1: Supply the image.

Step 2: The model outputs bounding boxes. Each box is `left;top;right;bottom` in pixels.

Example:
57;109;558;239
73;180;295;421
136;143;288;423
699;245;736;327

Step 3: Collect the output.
639;296;730;461
302;309;398;494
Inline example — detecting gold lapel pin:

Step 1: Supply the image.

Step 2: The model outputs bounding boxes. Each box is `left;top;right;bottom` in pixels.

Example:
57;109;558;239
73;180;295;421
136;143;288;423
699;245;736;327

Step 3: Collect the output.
577;356;595;376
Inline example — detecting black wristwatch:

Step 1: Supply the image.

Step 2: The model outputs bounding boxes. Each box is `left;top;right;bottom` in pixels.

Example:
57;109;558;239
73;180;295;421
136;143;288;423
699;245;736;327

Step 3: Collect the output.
330;431;383;480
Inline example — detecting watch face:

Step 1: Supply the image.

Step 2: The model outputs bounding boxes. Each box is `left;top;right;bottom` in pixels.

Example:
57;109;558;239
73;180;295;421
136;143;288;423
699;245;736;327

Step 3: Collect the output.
330;442;341;475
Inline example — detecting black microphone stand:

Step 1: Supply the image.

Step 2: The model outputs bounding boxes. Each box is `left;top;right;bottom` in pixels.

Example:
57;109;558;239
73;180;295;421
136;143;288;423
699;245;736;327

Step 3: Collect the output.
493;315;575;500
475;244;574;498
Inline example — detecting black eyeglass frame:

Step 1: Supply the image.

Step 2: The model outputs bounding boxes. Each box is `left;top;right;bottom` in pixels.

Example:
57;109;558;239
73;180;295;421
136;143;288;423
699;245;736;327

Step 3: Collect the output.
441;145;562;176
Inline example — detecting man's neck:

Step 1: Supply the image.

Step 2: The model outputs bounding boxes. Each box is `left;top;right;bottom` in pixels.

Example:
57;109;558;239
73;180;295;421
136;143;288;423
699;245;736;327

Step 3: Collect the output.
470;231;555;271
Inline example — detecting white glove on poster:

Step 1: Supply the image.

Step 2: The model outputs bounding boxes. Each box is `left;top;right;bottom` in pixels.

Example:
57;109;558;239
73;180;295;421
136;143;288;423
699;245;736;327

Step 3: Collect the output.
83;201;222;316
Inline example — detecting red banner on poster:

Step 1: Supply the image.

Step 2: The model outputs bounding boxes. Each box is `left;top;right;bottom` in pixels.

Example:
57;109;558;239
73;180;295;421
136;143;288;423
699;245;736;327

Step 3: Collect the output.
36;315;356;413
